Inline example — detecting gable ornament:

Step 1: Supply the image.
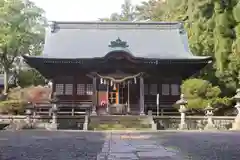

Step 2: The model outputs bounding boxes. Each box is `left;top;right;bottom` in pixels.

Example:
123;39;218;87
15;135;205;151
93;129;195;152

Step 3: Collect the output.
108;37;129;48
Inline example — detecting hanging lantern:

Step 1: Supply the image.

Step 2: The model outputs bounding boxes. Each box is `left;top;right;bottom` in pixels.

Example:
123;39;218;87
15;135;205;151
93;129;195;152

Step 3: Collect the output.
134;77;137;84
100;78;103;84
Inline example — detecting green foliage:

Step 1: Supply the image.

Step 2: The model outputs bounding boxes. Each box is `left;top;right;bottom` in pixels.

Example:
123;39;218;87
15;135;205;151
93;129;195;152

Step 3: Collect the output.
233;2;240;22
0;0;46;93
0;100;27;115
102;0;240;112
18;69;45;87
181;79;231;109
100;0;136;21
0;86;51;114
132;0;240;98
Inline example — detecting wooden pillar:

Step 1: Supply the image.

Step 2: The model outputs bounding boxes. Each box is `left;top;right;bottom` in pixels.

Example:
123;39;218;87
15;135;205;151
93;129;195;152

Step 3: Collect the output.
127;81;130;113
91;76;97;115
115;84;119;104
140;77;145;115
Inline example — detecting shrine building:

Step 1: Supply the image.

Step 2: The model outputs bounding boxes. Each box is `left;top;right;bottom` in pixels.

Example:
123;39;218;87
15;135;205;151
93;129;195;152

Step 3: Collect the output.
23;21;212;115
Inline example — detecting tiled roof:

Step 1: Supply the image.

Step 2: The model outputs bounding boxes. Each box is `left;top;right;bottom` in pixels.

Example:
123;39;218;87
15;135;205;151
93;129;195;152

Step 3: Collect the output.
41;21;210;60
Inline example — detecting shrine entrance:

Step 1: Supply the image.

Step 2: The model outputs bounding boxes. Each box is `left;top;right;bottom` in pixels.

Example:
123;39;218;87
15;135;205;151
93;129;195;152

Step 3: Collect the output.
108;83;128;105
95;71;143;115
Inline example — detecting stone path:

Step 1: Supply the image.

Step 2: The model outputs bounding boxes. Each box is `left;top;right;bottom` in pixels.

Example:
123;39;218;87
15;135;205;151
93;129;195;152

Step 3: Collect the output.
0;131;240;160
98;133;181;159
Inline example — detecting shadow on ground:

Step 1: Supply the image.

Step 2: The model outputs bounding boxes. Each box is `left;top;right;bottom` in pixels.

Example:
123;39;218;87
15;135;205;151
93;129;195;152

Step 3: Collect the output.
148;132;240;160
0;131;106;160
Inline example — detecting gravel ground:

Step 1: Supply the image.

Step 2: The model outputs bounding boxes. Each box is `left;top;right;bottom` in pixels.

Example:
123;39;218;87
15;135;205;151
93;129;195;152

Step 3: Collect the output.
0;131;240;160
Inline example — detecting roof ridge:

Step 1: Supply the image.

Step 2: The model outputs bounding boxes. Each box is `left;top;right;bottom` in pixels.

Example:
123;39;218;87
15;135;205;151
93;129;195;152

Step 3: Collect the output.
49;21;183;32
50;21;181;25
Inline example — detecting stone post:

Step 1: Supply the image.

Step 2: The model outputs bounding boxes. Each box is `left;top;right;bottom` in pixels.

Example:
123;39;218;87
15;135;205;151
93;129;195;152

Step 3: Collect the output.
204;103;217;130
231;88;240;130
148;110;157;130
25;102;35;128
25;108;32;126
48;92;59;130
83;111;89;131
51;104;58;125
176;94;188;130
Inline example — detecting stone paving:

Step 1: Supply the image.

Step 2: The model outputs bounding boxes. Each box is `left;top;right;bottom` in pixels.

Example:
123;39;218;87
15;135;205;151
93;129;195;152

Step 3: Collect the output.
0;131;240;160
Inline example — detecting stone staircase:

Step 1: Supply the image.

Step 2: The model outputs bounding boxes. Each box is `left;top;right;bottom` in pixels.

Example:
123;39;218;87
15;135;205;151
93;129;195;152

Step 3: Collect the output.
129;104;140;115
0;122;9;130
56;116;86;130
88;115;153;130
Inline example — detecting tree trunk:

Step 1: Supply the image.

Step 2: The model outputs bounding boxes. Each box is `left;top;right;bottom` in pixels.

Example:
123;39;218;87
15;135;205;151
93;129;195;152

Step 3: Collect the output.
3;69;9;94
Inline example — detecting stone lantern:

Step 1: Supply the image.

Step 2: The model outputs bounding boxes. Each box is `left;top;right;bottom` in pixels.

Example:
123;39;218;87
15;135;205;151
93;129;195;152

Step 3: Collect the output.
176;94;188;130
204;103;217;130
49;92;59;130
231;88;240;130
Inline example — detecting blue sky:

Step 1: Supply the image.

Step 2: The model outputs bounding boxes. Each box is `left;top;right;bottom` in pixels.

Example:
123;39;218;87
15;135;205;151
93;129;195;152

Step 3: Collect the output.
30;0;146;21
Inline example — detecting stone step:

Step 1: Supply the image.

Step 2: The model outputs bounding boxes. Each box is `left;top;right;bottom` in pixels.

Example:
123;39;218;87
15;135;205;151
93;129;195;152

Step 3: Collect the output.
88;115;152;130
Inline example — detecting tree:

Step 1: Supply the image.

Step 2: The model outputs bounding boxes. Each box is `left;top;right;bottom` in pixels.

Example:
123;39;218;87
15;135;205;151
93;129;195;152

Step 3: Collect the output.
181;78;231;110
135;0;165;21
136;0;240;96
18;69;46;87
0;0;46;94
100;0;136;21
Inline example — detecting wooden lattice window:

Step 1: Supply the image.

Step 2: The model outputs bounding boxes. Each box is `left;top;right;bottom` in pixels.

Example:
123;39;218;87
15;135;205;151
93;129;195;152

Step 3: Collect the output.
162;84;170;95
77;84;85;95
144;84;148;95
150;84;158;95
65;84;73;95
86;84;93;95
171;84;179;95
55;84;64;95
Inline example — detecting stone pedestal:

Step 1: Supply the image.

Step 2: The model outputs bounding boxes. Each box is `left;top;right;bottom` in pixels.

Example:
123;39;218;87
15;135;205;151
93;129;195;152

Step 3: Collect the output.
83;113;89;131
148;110;157;130
47;123;58;130
204;117;217;130
179;111;188;130
25;108;33;128
231;115;240;130
47;104;58;130
91;105;97;116
231;104;240;130
231;89;240;130
204;103;217;130
176;94;188;130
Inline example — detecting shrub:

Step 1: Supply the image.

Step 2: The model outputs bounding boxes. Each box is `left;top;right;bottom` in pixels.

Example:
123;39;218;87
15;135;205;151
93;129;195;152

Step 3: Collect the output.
0;100;27;115
181;78;232;109
0;86;51;114
18;69;45;87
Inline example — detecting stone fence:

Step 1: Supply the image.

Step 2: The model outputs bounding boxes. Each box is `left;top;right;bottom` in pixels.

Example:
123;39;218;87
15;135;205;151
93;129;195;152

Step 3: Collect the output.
0;114;236;131
153;116;235;130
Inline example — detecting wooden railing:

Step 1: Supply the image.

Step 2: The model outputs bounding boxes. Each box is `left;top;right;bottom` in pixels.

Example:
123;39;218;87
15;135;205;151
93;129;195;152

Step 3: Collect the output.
145;103;179;116
32;101;91;116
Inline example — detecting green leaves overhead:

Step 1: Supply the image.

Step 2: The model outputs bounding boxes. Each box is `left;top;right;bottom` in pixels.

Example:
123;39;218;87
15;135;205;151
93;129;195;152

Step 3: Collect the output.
0;0;46;93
